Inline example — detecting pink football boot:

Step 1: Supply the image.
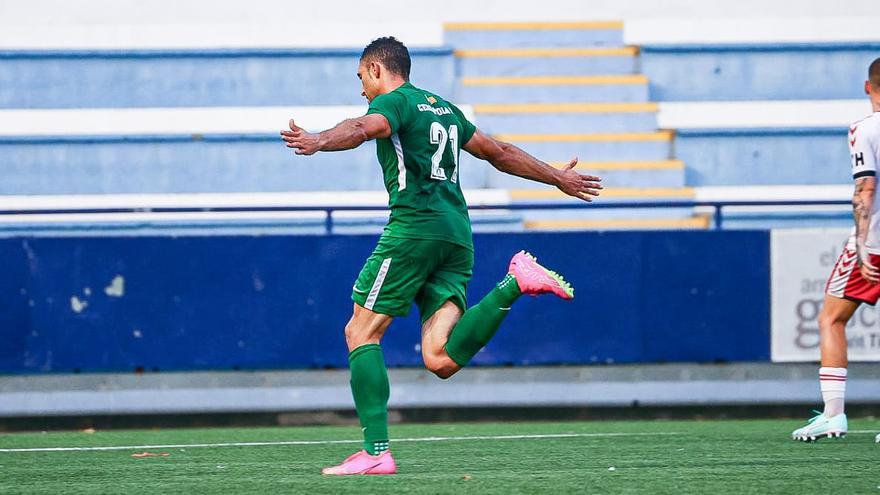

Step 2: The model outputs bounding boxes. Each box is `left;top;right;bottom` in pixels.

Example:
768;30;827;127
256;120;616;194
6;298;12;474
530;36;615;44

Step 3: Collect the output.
508;250;574;300
321;450;397;475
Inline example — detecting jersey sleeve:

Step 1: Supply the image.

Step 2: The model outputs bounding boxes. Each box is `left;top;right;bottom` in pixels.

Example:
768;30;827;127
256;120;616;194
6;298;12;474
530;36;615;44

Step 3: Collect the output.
367;92;406;134
850;122;878;180
450;103;477;145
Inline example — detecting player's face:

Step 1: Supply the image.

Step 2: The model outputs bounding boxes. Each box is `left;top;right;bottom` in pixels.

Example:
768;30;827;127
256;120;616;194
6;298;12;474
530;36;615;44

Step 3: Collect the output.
357;62;380;102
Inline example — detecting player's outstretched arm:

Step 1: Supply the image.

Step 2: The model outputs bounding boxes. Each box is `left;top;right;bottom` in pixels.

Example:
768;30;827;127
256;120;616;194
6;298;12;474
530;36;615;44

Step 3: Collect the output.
280;114;391;155
463;129;602;201
853;176;880;283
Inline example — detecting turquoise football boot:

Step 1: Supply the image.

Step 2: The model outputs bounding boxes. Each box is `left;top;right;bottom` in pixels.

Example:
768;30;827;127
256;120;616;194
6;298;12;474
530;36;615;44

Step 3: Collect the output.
791;411;847;442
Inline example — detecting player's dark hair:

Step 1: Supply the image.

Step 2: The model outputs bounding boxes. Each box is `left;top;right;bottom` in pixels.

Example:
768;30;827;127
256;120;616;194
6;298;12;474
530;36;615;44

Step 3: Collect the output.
870;57;880;89
360;37;411;81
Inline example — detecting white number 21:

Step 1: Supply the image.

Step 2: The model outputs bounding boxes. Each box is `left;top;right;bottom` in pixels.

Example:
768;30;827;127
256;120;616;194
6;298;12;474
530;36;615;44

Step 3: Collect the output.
429;122;459;183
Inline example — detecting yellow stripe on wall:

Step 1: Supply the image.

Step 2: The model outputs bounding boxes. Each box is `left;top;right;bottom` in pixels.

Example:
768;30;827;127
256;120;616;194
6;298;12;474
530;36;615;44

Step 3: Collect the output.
462;75;647;86
474;103;658;114
455;47;638;58
524;217;710;230
494;130;673;143
509;187;694;200
444;21;624;31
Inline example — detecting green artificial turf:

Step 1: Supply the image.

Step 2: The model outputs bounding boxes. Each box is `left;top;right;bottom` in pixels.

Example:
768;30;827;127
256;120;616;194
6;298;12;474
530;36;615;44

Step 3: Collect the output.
1;419;877;494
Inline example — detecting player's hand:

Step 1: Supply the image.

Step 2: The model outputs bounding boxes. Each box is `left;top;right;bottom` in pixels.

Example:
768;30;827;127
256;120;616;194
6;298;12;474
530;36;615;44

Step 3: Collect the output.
281;119;322;155
554;157;602;202
857;245;880;284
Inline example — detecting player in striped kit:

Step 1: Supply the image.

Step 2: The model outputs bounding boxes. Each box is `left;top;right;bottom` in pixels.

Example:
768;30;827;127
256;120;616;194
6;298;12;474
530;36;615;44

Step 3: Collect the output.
792;57;880;443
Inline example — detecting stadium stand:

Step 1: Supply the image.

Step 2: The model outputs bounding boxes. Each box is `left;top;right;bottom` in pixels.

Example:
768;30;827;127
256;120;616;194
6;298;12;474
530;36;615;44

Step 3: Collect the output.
639;44;876;228
1;12;876;232
0;47;523;233
445;22;697;230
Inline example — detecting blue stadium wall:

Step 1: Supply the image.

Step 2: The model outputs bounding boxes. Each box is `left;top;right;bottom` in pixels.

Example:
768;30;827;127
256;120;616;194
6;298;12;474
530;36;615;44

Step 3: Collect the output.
0;231;770;374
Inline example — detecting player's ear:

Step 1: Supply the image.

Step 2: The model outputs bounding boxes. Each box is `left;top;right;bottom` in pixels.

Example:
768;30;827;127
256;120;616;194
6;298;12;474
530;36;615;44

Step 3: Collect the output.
866;81;872;96
370;61;382;80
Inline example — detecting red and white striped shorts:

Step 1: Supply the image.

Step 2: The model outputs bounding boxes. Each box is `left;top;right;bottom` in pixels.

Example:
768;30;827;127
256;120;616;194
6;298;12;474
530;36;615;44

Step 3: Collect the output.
826;243;880;305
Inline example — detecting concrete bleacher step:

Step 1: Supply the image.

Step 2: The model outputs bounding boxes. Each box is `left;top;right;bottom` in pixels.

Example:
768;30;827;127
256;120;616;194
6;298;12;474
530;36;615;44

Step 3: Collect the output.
0;130;674;195
487;160;685;189
474;102;659;134
640;42;880;101
509;186;695;202
0;135;490;194
459;75;649;104
0;191;525;236
510;201;697;221
493;130;674;161
455;47;639;77
676;128;849;186
444;21;624;49
507;186;701;230
0;48;454;108
509;187;697;221
445;20;691;230
523;216;710;230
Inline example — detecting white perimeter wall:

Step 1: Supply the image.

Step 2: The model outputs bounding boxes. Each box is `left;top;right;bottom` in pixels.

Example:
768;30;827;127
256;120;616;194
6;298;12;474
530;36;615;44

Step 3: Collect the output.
1;0;880;48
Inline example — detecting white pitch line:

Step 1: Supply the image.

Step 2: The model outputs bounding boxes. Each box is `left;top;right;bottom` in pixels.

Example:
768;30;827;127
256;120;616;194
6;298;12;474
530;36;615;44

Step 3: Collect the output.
0;432;681;453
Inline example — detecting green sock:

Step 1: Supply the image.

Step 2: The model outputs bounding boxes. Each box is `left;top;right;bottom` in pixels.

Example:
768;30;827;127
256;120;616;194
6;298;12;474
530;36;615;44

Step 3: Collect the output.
348;344;390;455
444;274;522;367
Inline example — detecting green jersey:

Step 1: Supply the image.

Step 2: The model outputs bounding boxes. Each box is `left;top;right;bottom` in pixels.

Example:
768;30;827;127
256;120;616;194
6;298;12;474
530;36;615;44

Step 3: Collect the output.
366;82;477;250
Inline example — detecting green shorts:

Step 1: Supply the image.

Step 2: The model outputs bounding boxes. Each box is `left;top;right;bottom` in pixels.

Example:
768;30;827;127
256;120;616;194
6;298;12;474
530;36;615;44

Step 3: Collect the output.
351;235;474;322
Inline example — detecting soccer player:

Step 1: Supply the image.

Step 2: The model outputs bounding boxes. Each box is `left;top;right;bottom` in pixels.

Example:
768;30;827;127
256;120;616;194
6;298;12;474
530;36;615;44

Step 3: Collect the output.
281;37;602;474
792;57;880;442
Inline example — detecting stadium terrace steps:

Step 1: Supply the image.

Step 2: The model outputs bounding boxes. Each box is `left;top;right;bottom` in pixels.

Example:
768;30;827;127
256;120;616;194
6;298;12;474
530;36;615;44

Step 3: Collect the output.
0;129;674;196
508;187;695;202
473;102;659;133
676;128;849;186
507;187;702;229
0;191;524;236
491;131;674;162
0;105;479;195
640;43;880;101
0;137;386;194
444;21;625;49
458;75;649;103
0;48;454;108
524;216;710;230
659;100;868;187
455;47;639;77
0;136;488;194
448;21;692;230
487;160;685;189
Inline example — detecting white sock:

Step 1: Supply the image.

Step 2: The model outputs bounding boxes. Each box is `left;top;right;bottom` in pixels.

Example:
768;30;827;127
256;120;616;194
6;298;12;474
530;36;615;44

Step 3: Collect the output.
819;367;847;417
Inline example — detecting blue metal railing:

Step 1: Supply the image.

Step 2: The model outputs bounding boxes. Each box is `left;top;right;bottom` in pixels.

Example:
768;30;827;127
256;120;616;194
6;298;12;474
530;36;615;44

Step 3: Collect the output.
0;199;852;233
